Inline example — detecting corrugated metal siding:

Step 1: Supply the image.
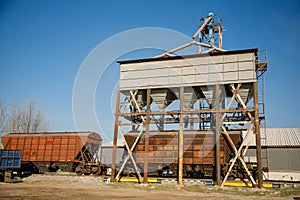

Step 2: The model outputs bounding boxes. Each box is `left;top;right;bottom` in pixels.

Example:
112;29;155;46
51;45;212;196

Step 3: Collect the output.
243;128;300;147
244;148;300;171
266;128;300;147
268;148;300;171
119;52;256;90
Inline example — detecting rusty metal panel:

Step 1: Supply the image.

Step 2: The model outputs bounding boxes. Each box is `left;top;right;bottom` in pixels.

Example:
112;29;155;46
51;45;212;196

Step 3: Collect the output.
1;132;102;163
125;130;241;165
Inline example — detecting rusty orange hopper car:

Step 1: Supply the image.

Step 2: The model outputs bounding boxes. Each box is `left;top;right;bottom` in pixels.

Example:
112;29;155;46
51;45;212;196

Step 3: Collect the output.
124;130;241;177
1;132;102;175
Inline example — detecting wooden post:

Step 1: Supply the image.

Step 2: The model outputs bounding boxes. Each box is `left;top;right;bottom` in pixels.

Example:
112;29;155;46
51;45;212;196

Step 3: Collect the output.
253;82;263;188
111;90;120;182
215;84;221;186
178;87;184;185
143;88;151;183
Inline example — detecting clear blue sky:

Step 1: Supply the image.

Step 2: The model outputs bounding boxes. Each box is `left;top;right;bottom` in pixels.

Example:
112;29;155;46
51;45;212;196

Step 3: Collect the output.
0;0;299;141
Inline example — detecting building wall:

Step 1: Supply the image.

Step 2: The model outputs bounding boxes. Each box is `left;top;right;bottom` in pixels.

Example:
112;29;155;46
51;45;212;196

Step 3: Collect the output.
120;52;256;90
244;147;300;171
267;148;300;171
100;148;124;165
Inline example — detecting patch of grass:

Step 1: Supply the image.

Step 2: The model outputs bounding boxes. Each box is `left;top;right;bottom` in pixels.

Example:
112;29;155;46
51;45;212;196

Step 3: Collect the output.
183;185;209;193
106;182;300;197
183;184;300;197
106;182;138;189
145;184;175;191
107;183;179;191
275;186;300;197
183;185;277;197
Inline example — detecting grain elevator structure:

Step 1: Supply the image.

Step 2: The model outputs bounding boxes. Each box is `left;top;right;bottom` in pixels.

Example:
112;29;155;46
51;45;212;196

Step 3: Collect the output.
111;12;267;188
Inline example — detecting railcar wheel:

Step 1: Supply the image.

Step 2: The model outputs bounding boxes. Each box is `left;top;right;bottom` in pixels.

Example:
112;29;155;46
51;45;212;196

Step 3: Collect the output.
75;166;82;175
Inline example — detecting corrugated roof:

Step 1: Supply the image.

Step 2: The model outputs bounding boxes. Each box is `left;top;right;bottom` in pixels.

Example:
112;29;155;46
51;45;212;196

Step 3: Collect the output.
243;128;300;147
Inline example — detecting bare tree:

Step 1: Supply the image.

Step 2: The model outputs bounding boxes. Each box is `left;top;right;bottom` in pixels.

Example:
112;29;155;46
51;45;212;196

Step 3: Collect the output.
2;99;49;134
0;101;7;135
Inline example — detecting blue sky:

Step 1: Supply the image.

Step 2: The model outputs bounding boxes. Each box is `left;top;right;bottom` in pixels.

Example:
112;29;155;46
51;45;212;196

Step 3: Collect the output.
0;0;299;141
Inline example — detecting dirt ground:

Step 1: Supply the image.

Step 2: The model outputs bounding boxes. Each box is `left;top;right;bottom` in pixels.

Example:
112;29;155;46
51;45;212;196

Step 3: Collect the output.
0;174;298;200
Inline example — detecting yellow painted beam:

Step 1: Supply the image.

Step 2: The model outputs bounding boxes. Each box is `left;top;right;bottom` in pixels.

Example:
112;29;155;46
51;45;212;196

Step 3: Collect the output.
209;181;278;188
118;177;160;183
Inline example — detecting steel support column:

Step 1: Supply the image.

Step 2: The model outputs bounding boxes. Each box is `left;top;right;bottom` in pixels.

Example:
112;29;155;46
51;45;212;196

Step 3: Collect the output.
111;89;120;181
143;88;151;183
214;84;221;186
178;86;184;185
253;81;263;188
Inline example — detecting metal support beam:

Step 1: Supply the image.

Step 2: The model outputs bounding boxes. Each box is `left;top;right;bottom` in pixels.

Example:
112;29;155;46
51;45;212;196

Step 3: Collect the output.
124;90;138;113
222;125;256;185
190;104;194;130
130;90;146;122
214;84;221;186
115;126;144;181
111;89;120;181
222;124;254;186
115;90;148;183
253;81;263;188
143;88;151;183
178;87;184;185
192;16;213;39
119;129;143;183
117;108;256;117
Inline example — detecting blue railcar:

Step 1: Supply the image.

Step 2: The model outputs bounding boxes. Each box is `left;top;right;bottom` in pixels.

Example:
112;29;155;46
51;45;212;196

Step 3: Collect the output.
0;149;22;170
0;149;22;182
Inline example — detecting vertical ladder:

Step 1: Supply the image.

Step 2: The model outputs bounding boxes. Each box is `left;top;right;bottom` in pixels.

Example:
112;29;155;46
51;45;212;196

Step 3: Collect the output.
256;50;269;180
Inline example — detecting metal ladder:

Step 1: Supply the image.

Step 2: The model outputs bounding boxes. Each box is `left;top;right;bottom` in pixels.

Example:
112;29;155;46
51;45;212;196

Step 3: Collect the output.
256;50;269;180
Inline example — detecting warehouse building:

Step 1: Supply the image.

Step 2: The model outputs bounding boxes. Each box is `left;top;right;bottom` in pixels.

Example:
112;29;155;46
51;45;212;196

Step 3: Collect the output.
244;128;300;181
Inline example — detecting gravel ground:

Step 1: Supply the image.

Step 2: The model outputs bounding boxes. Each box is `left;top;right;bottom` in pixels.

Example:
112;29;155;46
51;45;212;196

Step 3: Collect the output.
0;174;297;200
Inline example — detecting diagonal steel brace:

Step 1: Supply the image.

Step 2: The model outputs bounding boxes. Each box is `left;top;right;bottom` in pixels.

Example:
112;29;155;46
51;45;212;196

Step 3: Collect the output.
116;128;143;182
221;125;256;185
222;124;255;186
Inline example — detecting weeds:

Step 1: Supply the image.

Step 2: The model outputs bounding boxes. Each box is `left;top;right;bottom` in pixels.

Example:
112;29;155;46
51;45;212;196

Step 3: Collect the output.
106;182;300;198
